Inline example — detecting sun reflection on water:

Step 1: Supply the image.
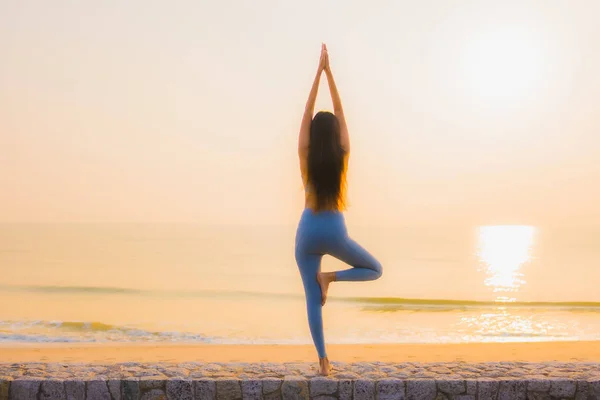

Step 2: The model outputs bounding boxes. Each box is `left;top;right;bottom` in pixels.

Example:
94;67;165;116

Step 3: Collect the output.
456;310;571;342
459;226;558;341
477;225;536;302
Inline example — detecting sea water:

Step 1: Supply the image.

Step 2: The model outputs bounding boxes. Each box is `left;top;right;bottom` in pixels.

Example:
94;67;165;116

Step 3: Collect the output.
1;223;600;344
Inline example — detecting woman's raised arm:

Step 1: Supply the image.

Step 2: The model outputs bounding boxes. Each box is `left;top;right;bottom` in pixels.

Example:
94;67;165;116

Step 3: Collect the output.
298;44;327;157
323;45;350;153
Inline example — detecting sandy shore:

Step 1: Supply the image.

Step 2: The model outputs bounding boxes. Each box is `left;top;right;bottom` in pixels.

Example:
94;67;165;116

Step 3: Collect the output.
1;341;599;364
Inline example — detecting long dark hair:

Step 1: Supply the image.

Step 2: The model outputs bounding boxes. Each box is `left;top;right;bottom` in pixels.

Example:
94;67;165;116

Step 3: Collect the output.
307;111;346;211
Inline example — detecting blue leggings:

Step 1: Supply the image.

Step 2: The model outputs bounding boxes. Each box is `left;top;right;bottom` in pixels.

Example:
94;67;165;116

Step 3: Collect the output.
295;208;383;358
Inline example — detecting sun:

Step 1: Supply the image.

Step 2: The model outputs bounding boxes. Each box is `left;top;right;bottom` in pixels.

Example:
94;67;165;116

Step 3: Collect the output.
461;26;547;103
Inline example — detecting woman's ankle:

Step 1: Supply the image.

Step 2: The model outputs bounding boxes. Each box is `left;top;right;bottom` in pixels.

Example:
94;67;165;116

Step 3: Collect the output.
325;272;336;282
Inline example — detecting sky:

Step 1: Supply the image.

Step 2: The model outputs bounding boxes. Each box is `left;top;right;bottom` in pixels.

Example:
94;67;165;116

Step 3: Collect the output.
1;0;599;226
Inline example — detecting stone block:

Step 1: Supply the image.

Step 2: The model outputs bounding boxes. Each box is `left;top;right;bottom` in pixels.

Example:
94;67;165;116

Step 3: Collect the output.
309;378;337;397
195;380;217;400
281;377;308;400
10;379;42;400
377;379;405;400
353;380;375;400
216;379;242;400
406;380;436;400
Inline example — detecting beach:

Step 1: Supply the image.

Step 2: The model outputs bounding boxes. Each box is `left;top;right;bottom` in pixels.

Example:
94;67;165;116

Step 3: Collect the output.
2;341;600;363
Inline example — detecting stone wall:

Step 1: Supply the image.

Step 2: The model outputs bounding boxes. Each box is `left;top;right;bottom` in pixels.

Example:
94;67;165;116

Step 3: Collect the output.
1;362;599;399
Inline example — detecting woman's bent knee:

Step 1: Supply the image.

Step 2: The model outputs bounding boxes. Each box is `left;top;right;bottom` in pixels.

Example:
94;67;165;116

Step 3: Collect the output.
373;260;383;279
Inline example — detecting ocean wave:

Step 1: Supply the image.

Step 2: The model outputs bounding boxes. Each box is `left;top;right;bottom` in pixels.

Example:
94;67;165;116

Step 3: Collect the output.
0;320;212;343
0;333;90;343
343;298;600;312
0;284;142;295
2;284;600;311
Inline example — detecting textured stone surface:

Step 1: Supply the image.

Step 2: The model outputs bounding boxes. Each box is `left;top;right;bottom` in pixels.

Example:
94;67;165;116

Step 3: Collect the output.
353;380;375;400
465;380;476;395
123;379;140;400
310;378;338;397
590;378;600;398
262;378;281;395
39;380;66;400
527;379;551;393
195;380;216;400
2;362;600;381
166;379;193;400
574;381;591;400
0;379;9;400
338;380;352;400
377;379;405;400
242;380;262;400
406;380;436;400
141;389;166;400
549;379;577;398
281;376;309;400
497;380;527;400
477;379;499;400
591;378;600;392
436;380;465;395
65;379;85;400
1;362;600;399
88;380;112;400
139;378;165;391
9;379;41;400
215;379;241;400
108;379;122;400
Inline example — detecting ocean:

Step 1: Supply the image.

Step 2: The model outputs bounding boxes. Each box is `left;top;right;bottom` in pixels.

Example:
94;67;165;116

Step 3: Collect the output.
1;223;600;344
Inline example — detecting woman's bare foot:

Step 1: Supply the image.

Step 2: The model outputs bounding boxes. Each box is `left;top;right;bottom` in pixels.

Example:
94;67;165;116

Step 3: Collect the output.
319;357;332;376
316;272;335;306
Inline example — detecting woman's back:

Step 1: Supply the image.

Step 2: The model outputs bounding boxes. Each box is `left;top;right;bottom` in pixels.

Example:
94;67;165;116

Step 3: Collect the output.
301;150;348;212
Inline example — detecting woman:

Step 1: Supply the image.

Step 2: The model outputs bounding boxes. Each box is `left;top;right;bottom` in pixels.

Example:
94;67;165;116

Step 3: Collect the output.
295;44;383;376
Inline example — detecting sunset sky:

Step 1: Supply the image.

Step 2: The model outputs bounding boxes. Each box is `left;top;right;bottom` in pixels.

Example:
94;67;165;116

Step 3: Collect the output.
1;0;599;226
